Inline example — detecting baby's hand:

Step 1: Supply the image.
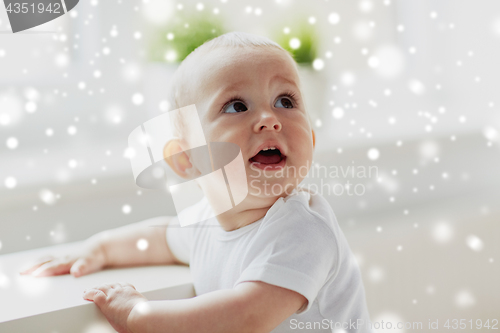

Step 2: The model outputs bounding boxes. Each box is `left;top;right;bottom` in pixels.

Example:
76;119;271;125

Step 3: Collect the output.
83;282;147;333
19;236;107;278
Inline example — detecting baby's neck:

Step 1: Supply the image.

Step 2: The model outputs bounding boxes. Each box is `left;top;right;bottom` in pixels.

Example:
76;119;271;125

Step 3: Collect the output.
214;195;284;232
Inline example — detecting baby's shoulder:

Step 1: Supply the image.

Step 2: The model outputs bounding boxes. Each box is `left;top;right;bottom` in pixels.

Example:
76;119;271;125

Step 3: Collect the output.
262;189;340;240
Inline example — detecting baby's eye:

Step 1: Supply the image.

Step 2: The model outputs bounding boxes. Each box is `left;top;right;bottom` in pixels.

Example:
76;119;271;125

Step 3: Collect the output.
224;101;248;113
274;97;294;109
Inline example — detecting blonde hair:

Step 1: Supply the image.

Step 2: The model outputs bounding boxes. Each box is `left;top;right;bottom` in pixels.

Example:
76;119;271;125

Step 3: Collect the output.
166;31;310;142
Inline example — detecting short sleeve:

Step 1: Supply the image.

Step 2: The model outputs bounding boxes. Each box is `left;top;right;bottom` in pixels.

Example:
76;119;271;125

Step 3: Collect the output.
234;200;339;314
165;197;212;265
166;216;191;265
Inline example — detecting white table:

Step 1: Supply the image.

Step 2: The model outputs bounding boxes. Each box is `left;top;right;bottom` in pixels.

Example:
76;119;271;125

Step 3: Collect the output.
0;242;194;332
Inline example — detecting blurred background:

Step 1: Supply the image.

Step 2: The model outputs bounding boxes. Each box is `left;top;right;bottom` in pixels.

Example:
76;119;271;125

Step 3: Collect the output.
1;0;499;331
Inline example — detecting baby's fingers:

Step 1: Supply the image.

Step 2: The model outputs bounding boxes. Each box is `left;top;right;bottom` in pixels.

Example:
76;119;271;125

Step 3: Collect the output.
31;259;74;277
19;255;55;275
83;288;108;306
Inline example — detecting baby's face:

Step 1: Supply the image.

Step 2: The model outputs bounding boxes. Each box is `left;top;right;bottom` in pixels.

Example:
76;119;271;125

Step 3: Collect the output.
186;46;313;198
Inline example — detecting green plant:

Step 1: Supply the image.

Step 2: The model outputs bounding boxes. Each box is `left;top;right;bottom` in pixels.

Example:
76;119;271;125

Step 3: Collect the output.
275;21;318;65
146;11;226;63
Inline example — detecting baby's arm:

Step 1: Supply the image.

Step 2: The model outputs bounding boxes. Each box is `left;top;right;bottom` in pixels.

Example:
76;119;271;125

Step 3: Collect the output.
21;216;181;277
84;280;306;333
97;216;181;268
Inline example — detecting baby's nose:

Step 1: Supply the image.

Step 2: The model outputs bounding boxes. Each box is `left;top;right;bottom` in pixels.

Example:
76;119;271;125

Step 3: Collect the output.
253;111;282;132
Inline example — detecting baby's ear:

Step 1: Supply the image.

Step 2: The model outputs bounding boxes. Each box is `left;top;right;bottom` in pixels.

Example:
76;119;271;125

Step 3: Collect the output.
312;129;316;149
163;139;194;179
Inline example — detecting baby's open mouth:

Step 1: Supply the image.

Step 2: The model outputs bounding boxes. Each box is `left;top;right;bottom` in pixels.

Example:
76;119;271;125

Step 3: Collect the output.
249;148;285;165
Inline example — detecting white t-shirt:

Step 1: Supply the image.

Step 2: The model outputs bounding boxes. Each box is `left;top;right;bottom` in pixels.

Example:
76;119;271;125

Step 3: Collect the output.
166;189;375;333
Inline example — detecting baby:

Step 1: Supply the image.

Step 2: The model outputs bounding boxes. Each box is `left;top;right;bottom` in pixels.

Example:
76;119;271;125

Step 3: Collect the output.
21;32;374;333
